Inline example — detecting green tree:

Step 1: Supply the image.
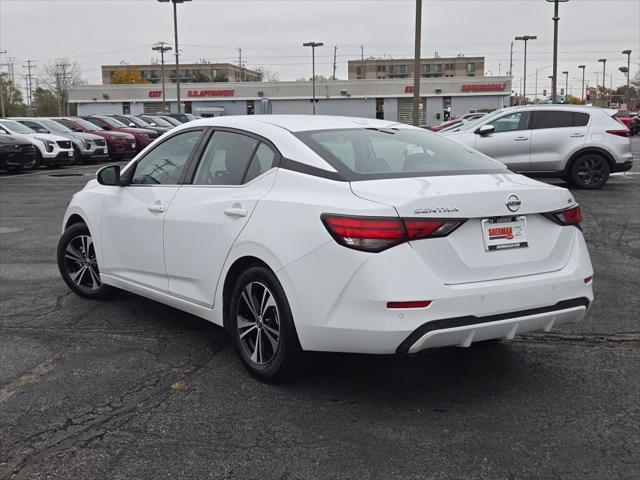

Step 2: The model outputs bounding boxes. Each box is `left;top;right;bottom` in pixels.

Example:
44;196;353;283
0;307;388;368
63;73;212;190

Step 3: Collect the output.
213;72;229;82
0;73;27;116
32;87;59;116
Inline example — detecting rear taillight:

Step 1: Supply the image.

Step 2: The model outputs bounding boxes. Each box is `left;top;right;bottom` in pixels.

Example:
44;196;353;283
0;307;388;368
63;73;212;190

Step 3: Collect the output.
321;214;466;252
547;205;583;227
606;129;631;138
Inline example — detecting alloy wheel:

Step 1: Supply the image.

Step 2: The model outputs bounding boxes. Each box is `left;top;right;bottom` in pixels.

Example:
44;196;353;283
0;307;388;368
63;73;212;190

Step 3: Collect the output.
576;156;605;186
236;281;280;365
64;235;102;290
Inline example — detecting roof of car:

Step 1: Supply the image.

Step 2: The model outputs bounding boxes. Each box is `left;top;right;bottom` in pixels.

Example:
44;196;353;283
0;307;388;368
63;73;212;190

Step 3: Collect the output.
500;104;617;115
186;115;415;133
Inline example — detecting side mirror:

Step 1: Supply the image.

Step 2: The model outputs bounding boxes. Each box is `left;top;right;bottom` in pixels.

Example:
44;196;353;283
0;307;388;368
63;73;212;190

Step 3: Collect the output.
128;123;136;128
72;127;83;132
96;164;121;186
475;124;495;136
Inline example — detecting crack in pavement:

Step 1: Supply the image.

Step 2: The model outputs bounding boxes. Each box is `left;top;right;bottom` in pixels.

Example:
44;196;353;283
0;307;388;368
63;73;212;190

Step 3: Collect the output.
1;335;230;480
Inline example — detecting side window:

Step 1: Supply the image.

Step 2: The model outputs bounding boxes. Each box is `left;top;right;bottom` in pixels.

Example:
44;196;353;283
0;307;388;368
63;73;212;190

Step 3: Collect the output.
131;130;203;185
192;131;258;186
573;112;590;127
22;121;48;133
532;111;574;129
488;112;530;133
244;143;277;183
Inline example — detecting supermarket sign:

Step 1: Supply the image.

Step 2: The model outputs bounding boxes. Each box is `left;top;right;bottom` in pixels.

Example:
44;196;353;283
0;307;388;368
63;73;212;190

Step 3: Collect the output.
461;83;507;92
147;89;236;98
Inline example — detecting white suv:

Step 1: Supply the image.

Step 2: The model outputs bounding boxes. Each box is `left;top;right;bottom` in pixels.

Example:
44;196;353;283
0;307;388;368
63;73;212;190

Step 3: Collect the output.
441;105;633;189
0;119;75;168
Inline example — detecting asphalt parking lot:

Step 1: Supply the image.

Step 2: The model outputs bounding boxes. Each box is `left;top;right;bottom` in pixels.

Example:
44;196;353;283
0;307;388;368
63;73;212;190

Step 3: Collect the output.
1;140;639;480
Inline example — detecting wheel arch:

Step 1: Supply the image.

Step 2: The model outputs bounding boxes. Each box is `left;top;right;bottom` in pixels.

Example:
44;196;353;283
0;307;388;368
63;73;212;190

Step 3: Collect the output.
65;213;86;231
565;146;616;174
222;256;273;332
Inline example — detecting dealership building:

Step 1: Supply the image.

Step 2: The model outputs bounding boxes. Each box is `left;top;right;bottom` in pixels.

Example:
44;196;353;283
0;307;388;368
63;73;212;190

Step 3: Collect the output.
69;76;512;127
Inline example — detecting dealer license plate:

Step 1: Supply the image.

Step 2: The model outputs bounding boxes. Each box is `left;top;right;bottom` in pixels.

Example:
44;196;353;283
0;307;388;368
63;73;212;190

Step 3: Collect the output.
481;216;528;252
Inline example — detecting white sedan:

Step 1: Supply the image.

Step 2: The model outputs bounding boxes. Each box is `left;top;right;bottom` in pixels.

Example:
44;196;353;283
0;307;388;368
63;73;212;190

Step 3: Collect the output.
57;115;594;381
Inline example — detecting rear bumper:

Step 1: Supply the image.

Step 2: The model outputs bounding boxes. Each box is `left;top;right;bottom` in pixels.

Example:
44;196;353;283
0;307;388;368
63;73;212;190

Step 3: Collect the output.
281;228;594;354
396;297;588;354
613;160;634;172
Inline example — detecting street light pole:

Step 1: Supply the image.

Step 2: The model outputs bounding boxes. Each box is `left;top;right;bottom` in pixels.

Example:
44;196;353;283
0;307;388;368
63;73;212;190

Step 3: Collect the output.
598;58;607;107
562;71;569;101
412;0;422;127
303;42;323;115
578;65;586;103
622;50;632;106
152;42;172;113
515;35;537;104
546;0;569;104
158;0;191;114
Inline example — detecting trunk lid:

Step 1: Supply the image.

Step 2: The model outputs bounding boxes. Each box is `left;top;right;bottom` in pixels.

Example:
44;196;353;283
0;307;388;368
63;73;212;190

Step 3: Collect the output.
350;173;578;284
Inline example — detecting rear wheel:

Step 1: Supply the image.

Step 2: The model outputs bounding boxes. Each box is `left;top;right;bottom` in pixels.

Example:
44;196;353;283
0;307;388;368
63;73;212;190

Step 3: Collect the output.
229;266;311;382
568;153;610;190
57;223;118;299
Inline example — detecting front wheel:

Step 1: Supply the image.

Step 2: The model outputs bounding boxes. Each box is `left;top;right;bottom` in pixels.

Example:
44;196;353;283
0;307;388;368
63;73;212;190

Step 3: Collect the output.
568;153;610;190
229;266;311;382
57;223;118;299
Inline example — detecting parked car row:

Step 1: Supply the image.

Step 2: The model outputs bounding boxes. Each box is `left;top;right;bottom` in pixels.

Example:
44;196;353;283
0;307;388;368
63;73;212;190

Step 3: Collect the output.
0;112;195;171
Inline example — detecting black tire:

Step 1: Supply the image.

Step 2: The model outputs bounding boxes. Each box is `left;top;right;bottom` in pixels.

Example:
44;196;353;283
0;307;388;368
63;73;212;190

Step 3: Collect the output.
567;153;610;190
229;265;311;382
29;150;43;170
57;222;118;300
19;154;38;171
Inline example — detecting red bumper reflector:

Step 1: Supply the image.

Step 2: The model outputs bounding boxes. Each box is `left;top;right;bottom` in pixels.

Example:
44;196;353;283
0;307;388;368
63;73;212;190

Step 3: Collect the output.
584;276;593;284
387;301;432;309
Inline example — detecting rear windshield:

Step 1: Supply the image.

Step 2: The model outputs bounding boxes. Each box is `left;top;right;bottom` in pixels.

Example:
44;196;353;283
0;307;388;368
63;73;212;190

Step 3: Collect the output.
294;127;507;180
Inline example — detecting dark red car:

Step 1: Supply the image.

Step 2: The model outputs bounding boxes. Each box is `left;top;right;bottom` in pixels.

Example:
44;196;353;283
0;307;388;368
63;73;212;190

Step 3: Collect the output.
615;110;633;129
430;117;462;132
81;115;159;152
51;117;138;160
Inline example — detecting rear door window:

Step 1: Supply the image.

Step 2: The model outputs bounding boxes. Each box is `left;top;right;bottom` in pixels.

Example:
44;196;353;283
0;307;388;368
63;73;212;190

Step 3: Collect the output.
533;111;589;129
192;131;259;186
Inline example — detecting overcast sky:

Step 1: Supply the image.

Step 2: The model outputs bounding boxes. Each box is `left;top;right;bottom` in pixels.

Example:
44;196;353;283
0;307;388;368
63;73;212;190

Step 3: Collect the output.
1;0;638;97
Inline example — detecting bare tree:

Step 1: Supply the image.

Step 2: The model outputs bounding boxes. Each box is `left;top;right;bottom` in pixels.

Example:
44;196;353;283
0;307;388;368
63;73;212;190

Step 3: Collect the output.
255;67;280;82
42;59;85;115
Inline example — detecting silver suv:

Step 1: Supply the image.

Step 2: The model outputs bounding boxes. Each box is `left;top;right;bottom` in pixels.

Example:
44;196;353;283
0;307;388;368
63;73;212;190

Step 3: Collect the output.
441;105;633;189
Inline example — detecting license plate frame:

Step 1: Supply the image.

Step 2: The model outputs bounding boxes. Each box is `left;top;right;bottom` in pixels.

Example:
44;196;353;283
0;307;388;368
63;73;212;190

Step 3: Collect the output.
481;216;528;252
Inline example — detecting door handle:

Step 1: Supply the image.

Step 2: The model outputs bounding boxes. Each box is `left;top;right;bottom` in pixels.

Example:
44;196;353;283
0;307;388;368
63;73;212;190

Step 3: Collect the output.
148;202;165;213
514;136;529;141
224;207;248;218
570;133;585;138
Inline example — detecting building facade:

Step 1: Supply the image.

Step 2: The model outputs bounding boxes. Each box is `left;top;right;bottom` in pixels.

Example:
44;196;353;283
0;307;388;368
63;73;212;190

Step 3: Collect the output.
102;63;262;85
70;76;511;127
348;56;485;80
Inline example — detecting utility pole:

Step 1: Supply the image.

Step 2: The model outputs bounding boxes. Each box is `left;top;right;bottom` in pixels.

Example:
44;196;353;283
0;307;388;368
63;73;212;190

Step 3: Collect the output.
238;47;244;81
412;0;422;127
0;50;7;117
598;58;606;107
303;42;323;115
515;35;537;104
158;0;191;114
152;42;172;112
509;41;514;76
622;50;632;106
56;62;71;115
332;45;338;80
562;71;569;102
23;60;35;117
535;69;538;102
547;0;569;103
360;45;364;61
578;65;586;102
